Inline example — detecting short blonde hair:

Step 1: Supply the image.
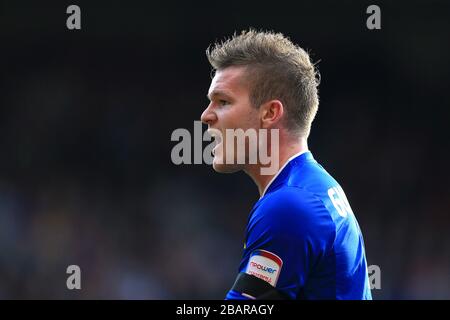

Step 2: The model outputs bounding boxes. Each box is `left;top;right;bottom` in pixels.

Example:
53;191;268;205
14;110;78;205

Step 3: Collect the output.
206;29;320;137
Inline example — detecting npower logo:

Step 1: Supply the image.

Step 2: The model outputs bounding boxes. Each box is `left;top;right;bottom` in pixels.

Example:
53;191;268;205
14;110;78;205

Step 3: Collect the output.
250;262;277;274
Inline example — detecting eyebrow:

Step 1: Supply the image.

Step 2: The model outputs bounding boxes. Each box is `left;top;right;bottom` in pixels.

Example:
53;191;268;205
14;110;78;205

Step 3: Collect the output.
207;90;233;101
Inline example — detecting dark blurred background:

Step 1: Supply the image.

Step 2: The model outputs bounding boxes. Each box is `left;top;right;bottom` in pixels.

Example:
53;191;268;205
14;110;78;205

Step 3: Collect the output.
0;0;449;299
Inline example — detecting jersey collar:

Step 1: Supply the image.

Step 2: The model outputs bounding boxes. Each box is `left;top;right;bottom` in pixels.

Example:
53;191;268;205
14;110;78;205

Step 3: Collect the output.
260;150;313;198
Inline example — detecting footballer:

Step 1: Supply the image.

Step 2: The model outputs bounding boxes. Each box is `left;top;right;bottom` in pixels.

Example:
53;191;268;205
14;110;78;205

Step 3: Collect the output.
201;30;372;300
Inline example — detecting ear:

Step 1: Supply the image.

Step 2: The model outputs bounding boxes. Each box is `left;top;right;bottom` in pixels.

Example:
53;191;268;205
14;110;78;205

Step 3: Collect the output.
259;100;284;129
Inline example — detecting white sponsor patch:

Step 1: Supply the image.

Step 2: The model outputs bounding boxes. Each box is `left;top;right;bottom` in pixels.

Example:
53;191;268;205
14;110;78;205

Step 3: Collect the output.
245;249;283;286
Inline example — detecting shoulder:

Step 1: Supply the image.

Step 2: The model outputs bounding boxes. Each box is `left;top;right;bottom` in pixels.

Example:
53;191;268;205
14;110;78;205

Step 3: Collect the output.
252;186;335;238
260;186;321;215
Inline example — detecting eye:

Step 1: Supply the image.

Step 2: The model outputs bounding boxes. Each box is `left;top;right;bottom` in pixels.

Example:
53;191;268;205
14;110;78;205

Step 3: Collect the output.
218;99;228;106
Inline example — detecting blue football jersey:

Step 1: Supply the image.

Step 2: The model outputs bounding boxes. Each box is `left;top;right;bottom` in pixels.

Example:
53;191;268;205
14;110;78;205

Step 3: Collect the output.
226;151;372;300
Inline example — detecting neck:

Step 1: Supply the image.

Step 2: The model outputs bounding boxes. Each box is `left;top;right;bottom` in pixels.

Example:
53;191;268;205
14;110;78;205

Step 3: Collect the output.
244;137;309;197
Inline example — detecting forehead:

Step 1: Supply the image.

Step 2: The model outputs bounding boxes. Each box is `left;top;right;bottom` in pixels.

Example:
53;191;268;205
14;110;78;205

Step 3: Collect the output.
208;66;249;98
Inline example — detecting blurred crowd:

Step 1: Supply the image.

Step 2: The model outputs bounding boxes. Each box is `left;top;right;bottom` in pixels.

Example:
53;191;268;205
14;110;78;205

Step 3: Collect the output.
1;1;449;299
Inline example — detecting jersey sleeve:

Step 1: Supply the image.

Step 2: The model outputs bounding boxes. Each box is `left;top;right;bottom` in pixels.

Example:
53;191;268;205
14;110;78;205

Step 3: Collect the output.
226;187;335;300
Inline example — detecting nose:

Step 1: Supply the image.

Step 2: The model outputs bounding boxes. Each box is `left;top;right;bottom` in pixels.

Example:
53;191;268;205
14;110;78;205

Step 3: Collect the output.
200;102;217;125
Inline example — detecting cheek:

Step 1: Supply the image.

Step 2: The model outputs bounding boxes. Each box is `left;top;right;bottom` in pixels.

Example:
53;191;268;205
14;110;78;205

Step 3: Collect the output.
224;105;259;129
216;110;239;128
242;107;261;129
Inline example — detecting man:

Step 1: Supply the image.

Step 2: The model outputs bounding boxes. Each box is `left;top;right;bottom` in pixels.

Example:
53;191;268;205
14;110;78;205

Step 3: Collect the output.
200;30;372;300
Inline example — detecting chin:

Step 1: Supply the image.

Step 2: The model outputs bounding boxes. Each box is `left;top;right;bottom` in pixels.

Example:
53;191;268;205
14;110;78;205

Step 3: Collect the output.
212;157;241;174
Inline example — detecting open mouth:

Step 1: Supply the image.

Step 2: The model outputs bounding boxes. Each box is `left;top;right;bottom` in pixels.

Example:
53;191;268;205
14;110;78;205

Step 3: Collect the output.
207;128;222;142
212;141;222;156
207;129;222;156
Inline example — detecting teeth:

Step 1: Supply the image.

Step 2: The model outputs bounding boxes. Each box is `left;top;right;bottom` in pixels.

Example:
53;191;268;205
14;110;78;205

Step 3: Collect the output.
207;128;221;138
207;129;222;145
